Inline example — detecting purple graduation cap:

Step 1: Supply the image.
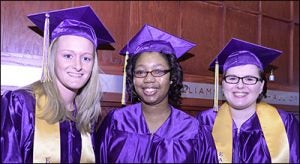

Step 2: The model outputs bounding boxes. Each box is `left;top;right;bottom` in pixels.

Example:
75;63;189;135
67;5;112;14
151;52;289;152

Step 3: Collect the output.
119;24;196;58
209;38;282;73
27;5;115;82
27;5;115;47
209;38;282;112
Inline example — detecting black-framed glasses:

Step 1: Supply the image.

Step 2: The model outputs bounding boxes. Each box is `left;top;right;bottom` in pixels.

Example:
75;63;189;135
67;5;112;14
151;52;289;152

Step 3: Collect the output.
134;69;171;78
223;75;262;85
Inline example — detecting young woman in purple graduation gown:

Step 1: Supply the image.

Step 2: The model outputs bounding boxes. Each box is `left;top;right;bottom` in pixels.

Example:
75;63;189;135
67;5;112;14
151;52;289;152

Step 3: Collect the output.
1;5;114;163
196;38;299;163
95;24;218;163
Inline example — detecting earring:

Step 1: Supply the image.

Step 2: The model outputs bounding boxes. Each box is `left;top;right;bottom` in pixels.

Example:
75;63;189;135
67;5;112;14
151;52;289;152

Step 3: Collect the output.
170;81;173;84
269;69;275;81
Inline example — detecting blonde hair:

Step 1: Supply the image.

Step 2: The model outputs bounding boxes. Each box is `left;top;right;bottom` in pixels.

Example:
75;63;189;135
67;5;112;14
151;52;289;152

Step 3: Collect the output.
25;37;102;133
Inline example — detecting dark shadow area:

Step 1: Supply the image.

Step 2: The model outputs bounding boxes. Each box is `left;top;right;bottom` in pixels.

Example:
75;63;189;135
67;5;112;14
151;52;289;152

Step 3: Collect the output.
264;64;278;74
178;52;194;62
28;26;43;37
97;44;115;51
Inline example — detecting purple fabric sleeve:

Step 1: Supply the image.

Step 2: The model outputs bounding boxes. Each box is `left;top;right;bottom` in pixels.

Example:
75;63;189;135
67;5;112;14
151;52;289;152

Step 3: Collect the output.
1;90;35;163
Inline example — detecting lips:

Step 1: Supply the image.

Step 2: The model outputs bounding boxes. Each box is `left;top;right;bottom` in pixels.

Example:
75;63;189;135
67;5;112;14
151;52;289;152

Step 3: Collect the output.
68;72;83;77
143;87;158;96
233;92;248;97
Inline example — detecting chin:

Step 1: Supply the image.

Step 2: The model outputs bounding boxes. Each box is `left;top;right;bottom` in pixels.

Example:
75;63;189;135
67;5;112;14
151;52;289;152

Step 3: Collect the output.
66;83;85;90
141;98;160;105
231;103;252;110
142;98;157;104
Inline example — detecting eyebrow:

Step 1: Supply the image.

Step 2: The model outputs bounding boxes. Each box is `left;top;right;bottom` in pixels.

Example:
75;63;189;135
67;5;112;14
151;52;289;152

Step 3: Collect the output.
59;49;93;56
135;62;168;67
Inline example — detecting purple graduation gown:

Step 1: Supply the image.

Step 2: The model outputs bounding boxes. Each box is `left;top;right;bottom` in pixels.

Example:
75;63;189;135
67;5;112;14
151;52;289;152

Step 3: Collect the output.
95;103;217;163
1;89;96;163
196;107;300;163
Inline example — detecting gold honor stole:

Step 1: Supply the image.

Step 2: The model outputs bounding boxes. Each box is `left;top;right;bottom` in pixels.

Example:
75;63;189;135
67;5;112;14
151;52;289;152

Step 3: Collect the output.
33;91;95;163
212;102;289;163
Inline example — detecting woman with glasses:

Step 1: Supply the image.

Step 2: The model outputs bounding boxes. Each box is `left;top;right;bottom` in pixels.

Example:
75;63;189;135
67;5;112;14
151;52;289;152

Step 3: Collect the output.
95;24;217;163
196;38;299;163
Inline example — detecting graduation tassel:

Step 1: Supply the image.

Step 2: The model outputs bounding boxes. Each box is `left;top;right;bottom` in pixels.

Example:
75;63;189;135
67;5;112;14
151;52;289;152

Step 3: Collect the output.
213;60;219;112
41;13;51;83
121;51;129;106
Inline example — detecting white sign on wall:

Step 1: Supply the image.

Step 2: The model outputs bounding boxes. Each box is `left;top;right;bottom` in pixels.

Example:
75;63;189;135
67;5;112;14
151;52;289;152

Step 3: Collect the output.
181;81;299;106
1;64;299;106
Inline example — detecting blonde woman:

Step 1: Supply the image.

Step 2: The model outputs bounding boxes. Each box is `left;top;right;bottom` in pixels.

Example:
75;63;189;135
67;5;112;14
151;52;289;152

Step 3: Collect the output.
1;6;114;163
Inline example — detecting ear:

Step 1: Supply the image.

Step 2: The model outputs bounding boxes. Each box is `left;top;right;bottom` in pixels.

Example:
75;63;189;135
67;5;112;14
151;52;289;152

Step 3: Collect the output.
259;80;265;94
221;80;225;92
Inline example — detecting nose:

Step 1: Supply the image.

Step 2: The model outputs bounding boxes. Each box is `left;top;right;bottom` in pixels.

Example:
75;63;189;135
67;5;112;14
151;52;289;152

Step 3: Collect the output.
236;79;245;88
143;72;155;83
74;57;82;71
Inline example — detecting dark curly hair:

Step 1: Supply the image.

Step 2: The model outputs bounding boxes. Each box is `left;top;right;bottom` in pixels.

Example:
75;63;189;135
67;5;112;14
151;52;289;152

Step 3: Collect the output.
125;52;183;107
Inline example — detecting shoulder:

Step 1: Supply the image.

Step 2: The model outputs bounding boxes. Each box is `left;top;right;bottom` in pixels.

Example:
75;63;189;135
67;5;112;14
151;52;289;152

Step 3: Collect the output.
171;107;200;132
195;108;217;126
171;107;198;124
2;89;35;107
110;103;141;119
277;108;299;125
2;89;33;98
1;89;36;127
99;103;141;126
263;103;298;124
196;108;216;118
277;108;296;118
168;107;200;139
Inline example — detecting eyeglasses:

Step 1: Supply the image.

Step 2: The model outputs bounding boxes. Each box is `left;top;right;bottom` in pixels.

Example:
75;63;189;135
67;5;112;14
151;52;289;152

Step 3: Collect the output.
223;75;262;85
133;69;171;78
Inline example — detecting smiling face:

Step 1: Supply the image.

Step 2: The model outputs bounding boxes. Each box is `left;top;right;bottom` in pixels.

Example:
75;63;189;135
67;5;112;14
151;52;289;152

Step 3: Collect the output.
222;64;265;110
54;35;95;93
133;52;171;106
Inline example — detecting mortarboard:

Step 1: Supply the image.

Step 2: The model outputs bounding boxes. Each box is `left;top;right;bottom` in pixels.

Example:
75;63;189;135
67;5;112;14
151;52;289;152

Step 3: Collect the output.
119;24;196;59
209;38;282;111
27;5;115;82
209;38;282;73
28;5;115;46
119;24;196;105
